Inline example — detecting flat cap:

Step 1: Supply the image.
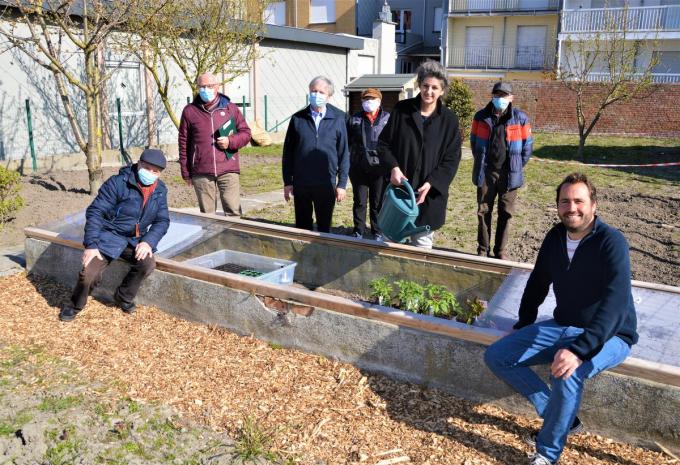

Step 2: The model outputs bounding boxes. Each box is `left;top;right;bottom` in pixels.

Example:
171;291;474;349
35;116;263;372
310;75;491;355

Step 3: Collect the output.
361;88;383;99
139;148;167;170
492;81;513;95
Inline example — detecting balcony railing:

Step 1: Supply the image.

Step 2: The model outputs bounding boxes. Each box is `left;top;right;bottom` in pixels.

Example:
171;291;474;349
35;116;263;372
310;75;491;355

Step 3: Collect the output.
447;46;553;70
562;6;680;33
449;0;559;13
586;72;680;84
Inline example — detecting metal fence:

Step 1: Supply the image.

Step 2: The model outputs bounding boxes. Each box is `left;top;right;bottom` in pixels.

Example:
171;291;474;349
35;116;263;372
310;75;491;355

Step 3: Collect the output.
449;0;559;13
448;46;552;70
585;72;680;84
562;5;680;33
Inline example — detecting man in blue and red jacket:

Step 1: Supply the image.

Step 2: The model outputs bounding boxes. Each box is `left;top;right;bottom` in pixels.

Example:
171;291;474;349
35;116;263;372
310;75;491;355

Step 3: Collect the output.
60;149;170;322
484;173;638;465
470;81;532;260
178;72;251;216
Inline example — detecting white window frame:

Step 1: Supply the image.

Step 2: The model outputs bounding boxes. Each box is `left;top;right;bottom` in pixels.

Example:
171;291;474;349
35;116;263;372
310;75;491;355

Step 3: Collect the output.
434;7;443;32
264;1;286;26
310;0;336;24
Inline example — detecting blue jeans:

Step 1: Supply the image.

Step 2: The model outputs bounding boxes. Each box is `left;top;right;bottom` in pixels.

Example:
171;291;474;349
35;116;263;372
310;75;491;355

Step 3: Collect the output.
484;319;630;464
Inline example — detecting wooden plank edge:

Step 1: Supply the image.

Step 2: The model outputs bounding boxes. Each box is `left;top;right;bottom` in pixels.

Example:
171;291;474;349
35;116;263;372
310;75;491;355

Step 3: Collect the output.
24;227;680;388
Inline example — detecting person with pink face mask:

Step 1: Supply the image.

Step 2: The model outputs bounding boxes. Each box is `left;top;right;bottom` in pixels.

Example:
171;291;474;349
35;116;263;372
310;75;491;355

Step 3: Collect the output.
347;88;390;241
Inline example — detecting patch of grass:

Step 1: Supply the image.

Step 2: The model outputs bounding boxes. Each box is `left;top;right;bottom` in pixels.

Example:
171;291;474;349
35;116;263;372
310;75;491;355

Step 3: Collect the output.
240;161;282;195
44;437;83;465
122;441;146;456
0;410;33;436
233;416;278;462
532;132;680;164
269;342;283;350
0;423;15;436
240;144;283;157
37;395;81;413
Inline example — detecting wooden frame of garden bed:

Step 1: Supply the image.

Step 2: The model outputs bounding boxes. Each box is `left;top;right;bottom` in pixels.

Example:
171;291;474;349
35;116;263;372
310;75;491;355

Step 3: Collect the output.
24;217;680;389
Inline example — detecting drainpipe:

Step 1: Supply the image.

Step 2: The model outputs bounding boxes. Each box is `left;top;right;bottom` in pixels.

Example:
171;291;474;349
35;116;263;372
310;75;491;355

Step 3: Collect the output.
555;0;564;77
441;9;448;67
502;16;507;69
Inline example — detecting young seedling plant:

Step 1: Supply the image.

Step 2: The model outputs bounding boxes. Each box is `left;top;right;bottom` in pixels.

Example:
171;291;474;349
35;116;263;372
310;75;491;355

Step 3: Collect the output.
369;277;393;306
424;284;462;318
457;296;488;325
395;280;425;313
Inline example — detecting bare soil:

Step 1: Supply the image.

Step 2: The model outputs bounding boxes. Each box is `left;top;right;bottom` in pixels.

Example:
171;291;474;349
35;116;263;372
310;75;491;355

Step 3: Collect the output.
2;162;678;287
0;273;675;465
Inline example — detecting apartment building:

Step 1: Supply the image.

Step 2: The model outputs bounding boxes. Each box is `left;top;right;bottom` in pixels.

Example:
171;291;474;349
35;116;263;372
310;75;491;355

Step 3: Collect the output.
264;0;356;35
357;0;445;73
442;0;560;80
559;0;680;83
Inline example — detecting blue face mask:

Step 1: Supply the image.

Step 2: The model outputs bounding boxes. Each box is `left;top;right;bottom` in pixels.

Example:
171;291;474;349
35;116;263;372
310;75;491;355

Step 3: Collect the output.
137;167;159;186
309;92;327;109
199;87;215;103
492;97;510;112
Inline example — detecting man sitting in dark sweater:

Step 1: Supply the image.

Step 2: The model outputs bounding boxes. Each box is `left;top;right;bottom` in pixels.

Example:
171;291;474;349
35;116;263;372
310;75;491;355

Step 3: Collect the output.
484;172;638;465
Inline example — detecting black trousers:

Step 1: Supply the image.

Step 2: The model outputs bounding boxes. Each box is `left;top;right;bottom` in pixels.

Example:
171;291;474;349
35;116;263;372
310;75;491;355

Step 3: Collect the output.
476;170;518;257
293;185;336;233
350;168;384;235
70;246;156;309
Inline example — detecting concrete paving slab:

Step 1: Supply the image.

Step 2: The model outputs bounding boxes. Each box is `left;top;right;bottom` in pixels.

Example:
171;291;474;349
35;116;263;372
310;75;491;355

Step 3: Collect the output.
0;244;25;276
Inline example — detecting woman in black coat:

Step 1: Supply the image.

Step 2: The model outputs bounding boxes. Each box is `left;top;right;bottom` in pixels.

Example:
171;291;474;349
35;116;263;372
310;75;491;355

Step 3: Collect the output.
377;60;462;248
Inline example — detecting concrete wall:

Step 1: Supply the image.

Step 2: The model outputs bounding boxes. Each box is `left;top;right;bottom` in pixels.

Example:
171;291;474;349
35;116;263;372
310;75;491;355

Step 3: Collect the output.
25;236;680;455
462;78;680;136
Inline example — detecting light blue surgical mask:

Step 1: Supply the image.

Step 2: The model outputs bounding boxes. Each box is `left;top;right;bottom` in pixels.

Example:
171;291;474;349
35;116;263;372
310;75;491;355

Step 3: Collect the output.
492;97;510;112
309;92;327;109
137;167;158;186
199;87;215;103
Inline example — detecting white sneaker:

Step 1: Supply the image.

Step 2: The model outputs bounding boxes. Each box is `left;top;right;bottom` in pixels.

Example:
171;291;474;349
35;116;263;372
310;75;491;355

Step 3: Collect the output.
529;453;553;465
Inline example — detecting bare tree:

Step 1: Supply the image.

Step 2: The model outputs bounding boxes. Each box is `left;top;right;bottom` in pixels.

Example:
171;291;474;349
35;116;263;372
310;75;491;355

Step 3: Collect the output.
559;3;660;159
0;0;147;193
116;0;269;129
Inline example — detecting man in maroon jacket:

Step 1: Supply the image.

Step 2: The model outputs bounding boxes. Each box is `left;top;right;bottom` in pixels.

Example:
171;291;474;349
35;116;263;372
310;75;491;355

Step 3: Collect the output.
178;72;252;216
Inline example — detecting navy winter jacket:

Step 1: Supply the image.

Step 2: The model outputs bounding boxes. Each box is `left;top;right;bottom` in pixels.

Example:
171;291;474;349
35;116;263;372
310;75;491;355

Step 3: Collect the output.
514;217;638;360
282;104;350;189
470;103;532;190
348;108;390;169
83;165;170;260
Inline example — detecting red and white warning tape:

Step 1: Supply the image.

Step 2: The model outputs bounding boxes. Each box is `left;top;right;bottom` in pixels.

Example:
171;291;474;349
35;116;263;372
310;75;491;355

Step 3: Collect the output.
533;157;680;168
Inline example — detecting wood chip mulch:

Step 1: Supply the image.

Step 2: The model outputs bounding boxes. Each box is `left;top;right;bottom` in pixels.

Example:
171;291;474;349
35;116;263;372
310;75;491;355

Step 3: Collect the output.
0;273;675;465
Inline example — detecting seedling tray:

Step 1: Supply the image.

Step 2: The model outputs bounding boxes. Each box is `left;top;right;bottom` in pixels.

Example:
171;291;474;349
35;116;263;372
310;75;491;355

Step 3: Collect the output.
183;249;296;285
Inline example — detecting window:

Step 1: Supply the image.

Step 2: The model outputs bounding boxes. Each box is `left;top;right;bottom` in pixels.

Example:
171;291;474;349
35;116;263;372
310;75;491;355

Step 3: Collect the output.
653;51;680;74
106;61;144;115
391;9;412;33
434;7;443;32
310;0;335;24
516;26;547;69
264;1;285;25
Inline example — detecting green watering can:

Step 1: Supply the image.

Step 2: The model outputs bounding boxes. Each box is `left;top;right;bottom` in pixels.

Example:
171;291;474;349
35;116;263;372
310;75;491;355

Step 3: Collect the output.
377;180;431;243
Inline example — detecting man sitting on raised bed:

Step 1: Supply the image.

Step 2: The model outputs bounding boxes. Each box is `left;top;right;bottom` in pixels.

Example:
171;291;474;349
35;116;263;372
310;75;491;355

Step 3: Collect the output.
59;149;170;322
484;172;638;465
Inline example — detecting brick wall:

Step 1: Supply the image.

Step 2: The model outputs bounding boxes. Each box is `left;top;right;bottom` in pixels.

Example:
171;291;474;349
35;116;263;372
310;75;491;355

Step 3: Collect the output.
461;79;680;137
